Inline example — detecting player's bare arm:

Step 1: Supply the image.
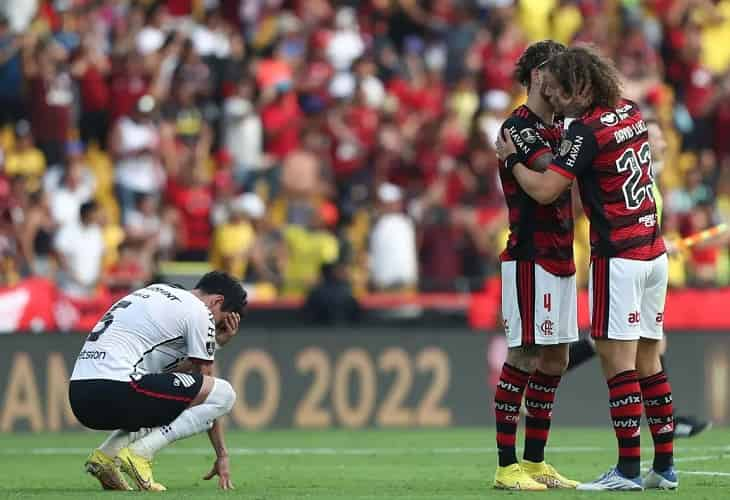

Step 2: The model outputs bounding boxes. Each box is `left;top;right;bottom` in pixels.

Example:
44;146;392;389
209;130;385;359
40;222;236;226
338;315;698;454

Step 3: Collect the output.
495;132;571;204
204;421;233;489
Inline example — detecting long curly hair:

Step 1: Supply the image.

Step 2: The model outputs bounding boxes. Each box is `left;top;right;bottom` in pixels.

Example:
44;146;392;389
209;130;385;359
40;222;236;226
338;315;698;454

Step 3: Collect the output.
546;44;623;109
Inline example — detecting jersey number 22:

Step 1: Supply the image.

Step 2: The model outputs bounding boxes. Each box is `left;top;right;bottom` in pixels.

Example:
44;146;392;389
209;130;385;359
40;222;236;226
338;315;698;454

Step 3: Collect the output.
615;142;653;210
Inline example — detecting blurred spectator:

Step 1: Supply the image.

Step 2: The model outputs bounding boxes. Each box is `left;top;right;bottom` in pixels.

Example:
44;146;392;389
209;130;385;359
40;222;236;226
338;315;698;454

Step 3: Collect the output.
166;160;212;262
221;78;264;187
47;142;96;228
21;34;72;166
71;32;111;148
281;203;340;297
260;85;302;161
0;16;23;127
4;120;46;192
302;261;360;325
110;95;163;221
18;189;55;278
210;192;263;280
161;78;211;165
0;208;19;286
124;193;163;256
248;213;286;287
105;240;151;295
54;200;104;298
369;183;418;291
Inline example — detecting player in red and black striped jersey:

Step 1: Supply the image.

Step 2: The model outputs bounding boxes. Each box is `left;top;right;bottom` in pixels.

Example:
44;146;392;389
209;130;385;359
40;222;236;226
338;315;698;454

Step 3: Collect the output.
496;45;676;491
500;106;574;275
492;40;579;492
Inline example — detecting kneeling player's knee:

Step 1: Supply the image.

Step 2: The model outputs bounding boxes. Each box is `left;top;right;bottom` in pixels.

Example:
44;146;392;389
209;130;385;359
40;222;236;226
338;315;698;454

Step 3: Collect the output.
208;378;236;415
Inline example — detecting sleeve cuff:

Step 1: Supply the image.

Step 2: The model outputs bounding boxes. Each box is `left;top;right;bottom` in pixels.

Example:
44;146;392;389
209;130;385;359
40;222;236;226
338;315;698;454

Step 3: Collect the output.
548;164;575;180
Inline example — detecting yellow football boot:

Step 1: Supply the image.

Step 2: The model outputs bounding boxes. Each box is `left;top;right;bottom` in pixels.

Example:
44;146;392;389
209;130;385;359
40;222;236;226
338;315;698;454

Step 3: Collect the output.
85;449;133;491
494;463;548;490
521;460;579;489
118;447;167;491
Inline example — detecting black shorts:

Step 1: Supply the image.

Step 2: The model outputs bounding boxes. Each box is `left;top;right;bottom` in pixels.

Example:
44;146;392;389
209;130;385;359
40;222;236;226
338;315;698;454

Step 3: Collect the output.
69;373;204;431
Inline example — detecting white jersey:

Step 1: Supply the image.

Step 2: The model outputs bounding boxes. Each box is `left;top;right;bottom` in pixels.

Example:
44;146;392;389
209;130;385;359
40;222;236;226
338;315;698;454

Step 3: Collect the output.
71;284;216;382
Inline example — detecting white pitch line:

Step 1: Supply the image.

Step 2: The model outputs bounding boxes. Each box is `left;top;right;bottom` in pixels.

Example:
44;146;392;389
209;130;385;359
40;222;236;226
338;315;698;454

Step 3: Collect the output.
2;445;729;457
678;470;730;477
641;455;727;467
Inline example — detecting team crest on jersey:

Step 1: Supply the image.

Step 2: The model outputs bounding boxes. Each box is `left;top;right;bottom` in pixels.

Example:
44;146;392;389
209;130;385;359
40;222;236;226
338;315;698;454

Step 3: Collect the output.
520;128;538;143
559;139;572;156
600;112;619;126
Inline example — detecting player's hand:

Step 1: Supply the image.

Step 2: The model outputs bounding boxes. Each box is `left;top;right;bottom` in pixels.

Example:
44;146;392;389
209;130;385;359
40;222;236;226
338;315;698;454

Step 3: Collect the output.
204;455;234;490
664;237;678;257
215;312;240;347
495;131;517;161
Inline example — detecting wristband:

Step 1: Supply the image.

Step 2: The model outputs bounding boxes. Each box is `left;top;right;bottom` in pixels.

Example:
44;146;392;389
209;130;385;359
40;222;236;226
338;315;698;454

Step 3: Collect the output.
504;153;521;171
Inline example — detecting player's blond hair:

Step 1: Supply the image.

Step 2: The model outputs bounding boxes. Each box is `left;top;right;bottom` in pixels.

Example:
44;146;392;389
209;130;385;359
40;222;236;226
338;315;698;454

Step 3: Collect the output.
546;44;623;109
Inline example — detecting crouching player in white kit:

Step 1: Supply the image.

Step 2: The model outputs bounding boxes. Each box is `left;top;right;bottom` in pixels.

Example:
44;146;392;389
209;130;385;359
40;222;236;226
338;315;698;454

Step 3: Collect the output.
68;271;247;491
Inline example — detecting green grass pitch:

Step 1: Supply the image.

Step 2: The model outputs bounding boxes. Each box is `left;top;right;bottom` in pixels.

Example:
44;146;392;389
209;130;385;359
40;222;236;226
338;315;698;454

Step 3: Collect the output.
1;427;728;499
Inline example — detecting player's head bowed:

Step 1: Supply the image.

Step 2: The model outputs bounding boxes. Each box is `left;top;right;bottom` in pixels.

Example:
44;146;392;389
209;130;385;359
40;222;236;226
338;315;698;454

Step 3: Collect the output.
544;44;623;116
194;271;248;316
514;39;566;91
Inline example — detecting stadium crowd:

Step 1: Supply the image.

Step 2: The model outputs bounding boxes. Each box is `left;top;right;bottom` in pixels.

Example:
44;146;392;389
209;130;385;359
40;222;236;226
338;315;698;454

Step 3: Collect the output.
0;0;729;301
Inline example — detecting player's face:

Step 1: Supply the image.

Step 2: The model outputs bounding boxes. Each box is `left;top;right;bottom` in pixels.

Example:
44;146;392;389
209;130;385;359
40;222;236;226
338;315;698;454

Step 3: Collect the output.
542;70;589;118
536;70;555;109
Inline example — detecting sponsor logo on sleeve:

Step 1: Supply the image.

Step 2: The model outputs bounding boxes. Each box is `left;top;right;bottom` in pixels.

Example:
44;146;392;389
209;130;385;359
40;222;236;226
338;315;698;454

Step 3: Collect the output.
559;139;572;157
600;112;619;126
520;128;538;143
507;126;530;156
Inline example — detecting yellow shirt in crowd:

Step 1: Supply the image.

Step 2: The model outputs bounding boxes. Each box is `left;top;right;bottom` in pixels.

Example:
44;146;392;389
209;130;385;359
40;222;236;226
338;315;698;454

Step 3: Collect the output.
281;225;339;297
210;221;256;280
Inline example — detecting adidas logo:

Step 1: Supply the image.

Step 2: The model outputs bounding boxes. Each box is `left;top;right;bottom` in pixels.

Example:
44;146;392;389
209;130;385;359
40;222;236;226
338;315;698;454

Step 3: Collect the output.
657;423;674;434
173;373;196;388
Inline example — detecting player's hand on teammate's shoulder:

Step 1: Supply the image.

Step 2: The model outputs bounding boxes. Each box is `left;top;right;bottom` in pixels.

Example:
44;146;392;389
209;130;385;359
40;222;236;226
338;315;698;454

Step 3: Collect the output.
495;131;517;162
215;312;241;347
664;238;678;257
204;455;233;490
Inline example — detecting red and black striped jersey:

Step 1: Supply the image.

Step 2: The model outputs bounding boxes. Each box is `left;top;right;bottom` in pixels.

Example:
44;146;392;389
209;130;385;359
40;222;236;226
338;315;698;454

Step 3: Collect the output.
499;105;575;276
548;99;665;260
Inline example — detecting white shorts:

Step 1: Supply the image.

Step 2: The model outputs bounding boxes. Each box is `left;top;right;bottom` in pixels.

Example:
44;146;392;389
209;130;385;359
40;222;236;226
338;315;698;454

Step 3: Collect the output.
501;261;578;348
588;254;667;341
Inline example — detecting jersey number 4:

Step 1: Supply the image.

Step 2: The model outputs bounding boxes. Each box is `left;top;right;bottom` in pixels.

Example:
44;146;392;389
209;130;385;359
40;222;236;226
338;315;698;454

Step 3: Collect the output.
87;300;132;342
615;142;653;210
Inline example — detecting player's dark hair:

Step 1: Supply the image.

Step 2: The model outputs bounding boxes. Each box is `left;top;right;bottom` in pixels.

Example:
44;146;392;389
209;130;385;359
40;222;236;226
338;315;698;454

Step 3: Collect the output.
513;39;566;90
195;271;248;314
546;44;623;109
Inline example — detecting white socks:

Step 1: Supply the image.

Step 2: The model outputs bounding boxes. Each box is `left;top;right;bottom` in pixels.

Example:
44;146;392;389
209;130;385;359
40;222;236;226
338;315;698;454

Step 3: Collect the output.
129;378;236;459
99;428;152;457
